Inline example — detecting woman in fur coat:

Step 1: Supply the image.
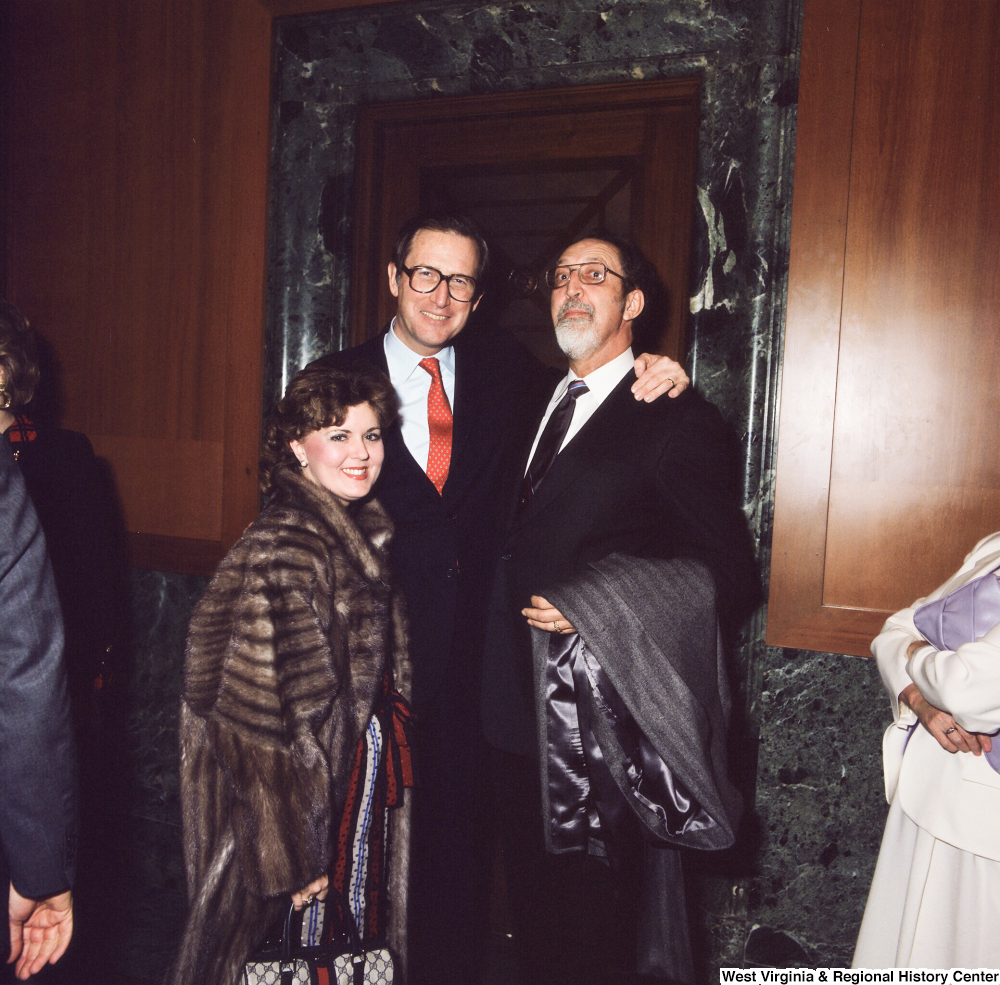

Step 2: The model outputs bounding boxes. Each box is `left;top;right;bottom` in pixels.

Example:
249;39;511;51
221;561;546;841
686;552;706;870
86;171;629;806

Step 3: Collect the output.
170;364;412;985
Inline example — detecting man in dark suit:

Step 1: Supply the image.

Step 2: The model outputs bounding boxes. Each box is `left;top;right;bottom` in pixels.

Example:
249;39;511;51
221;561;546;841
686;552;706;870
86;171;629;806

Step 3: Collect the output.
312;214;688;984
482;235;759;984
0;441;77;981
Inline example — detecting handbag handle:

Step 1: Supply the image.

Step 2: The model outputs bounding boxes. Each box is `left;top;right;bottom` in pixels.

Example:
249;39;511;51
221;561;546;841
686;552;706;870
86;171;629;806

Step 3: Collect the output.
274;890;363;955
323;886;365;959
299;889;374;985
289;891;391;985
280;901;298;965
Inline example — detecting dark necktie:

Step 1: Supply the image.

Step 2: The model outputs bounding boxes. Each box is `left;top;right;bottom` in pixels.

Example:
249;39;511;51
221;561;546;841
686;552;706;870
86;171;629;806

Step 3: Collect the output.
519;378;590;508
419;357;452;495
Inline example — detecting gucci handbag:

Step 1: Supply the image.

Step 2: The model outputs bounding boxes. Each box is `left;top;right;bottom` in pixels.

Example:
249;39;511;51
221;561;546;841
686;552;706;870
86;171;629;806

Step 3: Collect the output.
324;888;395;985
243;894;394;985
242;902;320;985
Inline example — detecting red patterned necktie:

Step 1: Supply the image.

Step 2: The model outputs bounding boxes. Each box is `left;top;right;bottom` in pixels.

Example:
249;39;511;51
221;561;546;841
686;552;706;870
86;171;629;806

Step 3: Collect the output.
419;357;452;495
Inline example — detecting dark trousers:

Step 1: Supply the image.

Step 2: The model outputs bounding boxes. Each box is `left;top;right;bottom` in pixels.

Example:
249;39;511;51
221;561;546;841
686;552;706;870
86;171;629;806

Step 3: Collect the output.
491;747;696;985
407;662;493;985
491;747;639;985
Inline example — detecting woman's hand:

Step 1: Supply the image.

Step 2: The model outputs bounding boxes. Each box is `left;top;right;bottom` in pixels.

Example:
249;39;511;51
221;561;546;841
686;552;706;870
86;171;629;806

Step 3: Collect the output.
899;682;993;756
522;596;577;635
291;875;329;911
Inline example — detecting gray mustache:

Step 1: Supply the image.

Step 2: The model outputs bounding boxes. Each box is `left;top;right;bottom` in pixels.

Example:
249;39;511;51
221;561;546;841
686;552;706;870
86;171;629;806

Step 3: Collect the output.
556;298;595;320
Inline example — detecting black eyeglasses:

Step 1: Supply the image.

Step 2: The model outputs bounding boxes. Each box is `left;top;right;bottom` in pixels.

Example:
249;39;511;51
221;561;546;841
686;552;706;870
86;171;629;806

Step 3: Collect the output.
545;263;625;290
399;264;478;303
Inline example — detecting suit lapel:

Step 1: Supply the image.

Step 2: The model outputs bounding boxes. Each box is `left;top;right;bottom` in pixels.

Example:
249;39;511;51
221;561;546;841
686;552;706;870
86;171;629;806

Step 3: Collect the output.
440;333;494;504
386;415;430;490
447;341;477;485
502;384;553;519
510;371;637;530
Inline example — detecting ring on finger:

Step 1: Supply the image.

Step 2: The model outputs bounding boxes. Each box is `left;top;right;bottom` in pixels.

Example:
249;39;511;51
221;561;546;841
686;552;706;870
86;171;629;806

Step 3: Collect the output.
945;727;957;734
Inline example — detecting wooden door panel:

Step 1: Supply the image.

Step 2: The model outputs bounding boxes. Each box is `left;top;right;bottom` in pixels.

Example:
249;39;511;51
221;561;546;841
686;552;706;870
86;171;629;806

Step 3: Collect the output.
381;114;650;165
636;111;698;359
767;0;1000;655
824;480;1000;611
765;0;861;652
90;435;224;541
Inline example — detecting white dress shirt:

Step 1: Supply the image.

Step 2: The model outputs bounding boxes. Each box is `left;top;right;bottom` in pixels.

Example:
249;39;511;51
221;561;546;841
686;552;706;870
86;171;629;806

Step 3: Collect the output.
524;347;635;473
383;320;457;472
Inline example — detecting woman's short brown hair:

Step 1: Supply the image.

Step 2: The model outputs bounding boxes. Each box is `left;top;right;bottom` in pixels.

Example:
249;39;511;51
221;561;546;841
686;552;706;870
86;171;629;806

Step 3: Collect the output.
0;301;40;412
260;362;398;496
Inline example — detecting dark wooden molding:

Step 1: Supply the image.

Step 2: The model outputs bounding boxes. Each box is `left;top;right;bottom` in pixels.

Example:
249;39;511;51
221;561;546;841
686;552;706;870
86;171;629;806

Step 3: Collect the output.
128;533;224;577
260;0;404;15
766;0;866;654
351;78;701;360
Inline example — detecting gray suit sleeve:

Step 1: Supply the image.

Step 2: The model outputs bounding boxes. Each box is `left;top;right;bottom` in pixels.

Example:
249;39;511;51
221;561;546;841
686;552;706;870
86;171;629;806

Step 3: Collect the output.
0;441;77;898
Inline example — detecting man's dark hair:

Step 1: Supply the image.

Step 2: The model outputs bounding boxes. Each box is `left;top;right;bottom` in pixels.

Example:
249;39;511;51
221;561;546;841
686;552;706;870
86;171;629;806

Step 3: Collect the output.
556;233;669;350
391;213;490;286
584;231;651;298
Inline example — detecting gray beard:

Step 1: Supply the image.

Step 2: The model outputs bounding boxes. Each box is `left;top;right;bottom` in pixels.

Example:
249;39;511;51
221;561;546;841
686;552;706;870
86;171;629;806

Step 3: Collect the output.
554;317;601;362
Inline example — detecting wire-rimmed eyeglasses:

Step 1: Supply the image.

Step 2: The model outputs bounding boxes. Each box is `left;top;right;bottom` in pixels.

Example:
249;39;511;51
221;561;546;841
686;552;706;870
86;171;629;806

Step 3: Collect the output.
398;264;478;303
545;262;625;290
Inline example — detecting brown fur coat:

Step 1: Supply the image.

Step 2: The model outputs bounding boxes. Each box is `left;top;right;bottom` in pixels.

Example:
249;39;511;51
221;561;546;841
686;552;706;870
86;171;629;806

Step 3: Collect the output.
169;468;411;985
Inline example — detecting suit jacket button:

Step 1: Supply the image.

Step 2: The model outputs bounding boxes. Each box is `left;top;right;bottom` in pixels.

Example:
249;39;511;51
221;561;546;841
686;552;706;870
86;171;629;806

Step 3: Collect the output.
446;510;458;521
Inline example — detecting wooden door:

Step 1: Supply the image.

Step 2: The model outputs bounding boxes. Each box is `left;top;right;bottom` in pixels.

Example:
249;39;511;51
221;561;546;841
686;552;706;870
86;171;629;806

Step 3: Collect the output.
350;79;701;363
767;0;1000;655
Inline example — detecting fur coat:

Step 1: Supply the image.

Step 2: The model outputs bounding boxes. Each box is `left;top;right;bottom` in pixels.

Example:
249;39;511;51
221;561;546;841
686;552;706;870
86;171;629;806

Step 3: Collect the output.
169;467;411;985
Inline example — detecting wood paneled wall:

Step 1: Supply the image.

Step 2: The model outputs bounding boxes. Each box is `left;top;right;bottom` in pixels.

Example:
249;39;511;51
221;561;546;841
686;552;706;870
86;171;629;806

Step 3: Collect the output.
3;0;415;573
4;0;270;572
767;0;1000;655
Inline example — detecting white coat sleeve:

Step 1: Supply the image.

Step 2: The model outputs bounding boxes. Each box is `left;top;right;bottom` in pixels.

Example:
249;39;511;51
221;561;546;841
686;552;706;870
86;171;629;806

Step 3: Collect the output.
906;616;1000;734
871;532;1000;728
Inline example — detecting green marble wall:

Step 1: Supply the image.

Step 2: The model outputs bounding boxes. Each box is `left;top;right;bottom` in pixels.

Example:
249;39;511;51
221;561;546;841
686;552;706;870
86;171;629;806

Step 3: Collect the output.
747;650;892;967
124;570;205;982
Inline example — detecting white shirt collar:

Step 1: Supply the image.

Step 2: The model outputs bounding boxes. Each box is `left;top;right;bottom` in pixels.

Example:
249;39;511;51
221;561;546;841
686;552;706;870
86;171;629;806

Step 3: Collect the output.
384;317;456;384
524;347;636;473
562;346;635;400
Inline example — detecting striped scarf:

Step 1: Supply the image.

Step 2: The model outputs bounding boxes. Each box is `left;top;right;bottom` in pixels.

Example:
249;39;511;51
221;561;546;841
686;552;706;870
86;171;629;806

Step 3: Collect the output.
329;674;413;946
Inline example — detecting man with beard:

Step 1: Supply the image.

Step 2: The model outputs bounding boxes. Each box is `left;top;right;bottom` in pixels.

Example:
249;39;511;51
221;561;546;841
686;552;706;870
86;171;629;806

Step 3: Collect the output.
311;214;689;984
483;235;758;984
